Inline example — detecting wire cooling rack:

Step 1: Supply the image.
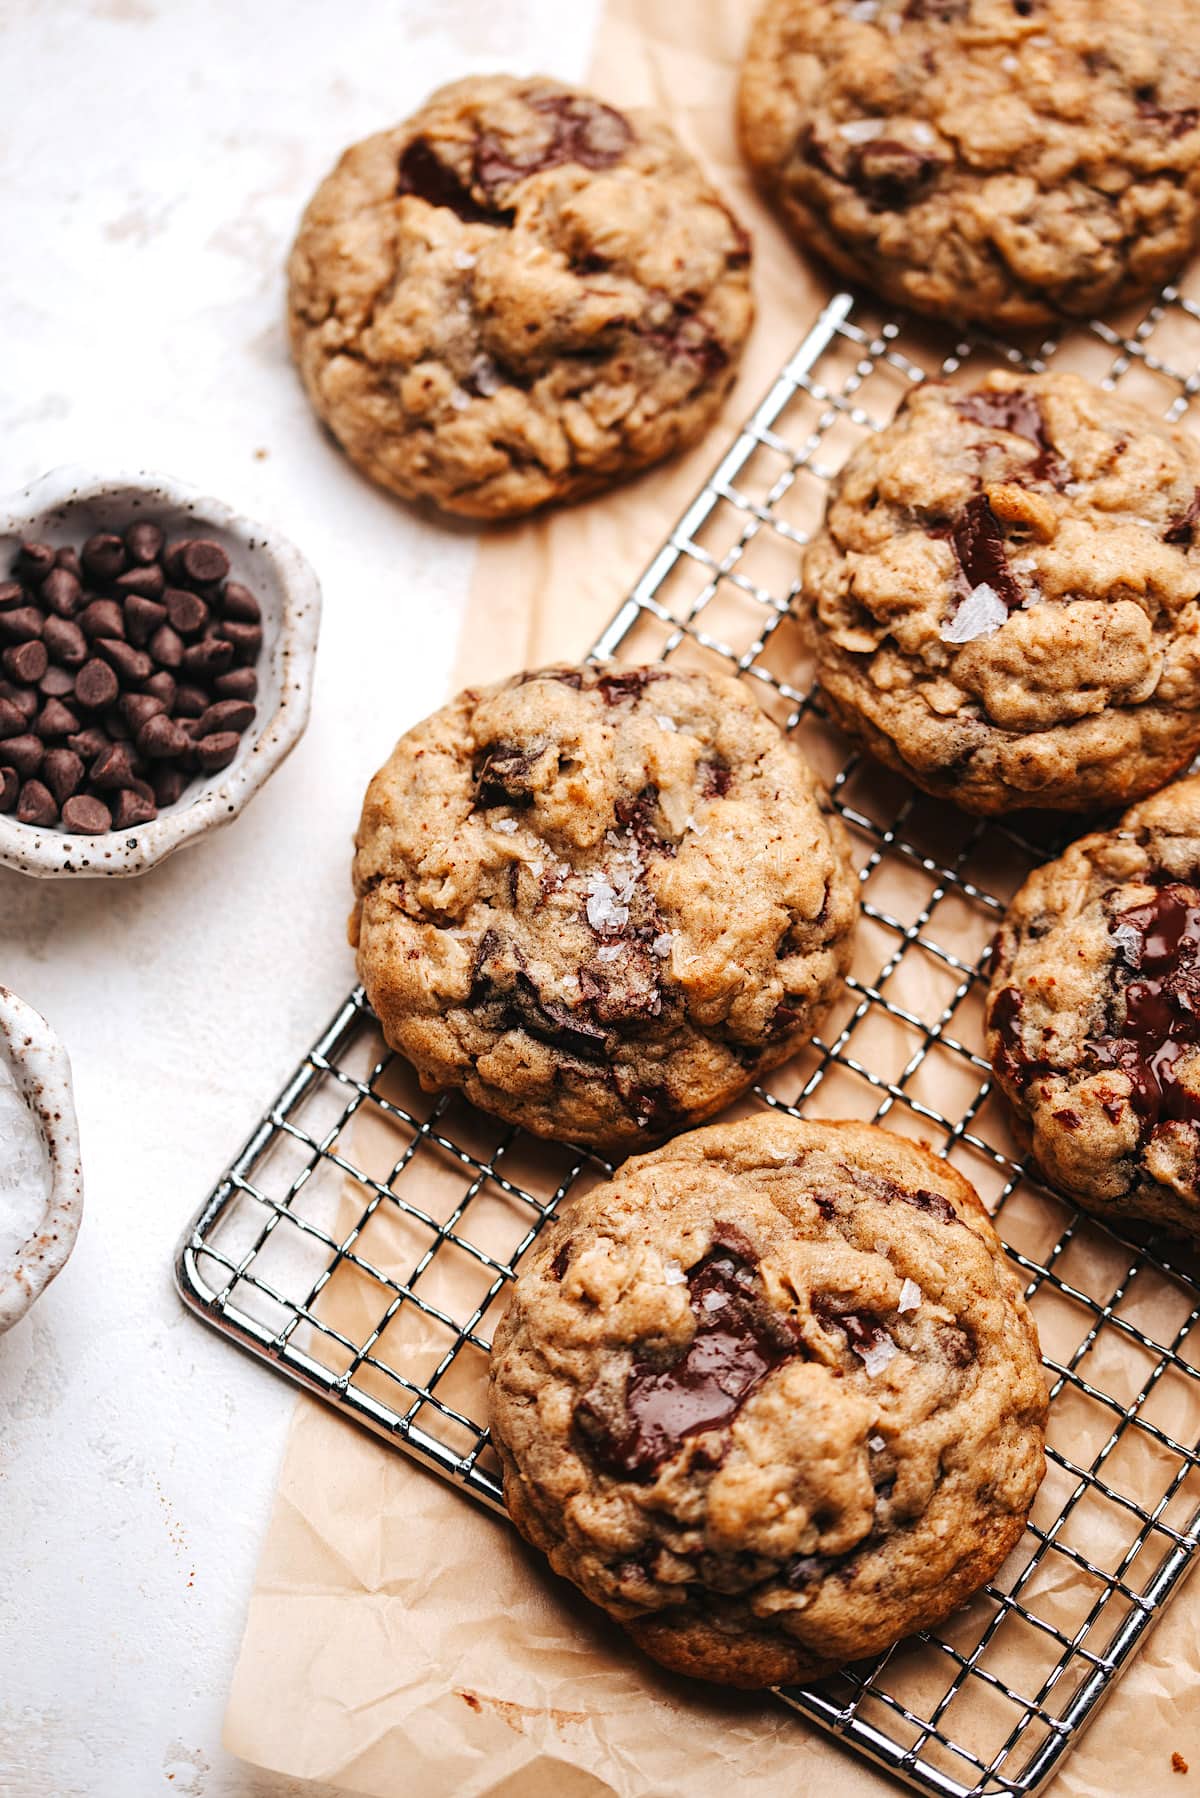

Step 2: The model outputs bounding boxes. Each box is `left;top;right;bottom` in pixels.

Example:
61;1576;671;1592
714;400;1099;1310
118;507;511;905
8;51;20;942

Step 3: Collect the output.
177;289;1200;1798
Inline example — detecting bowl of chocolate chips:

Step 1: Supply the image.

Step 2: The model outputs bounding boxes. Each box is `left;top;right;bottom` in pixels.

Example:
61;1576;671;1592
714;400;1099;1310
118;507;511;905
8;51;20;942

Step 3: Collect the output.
0;468;321;876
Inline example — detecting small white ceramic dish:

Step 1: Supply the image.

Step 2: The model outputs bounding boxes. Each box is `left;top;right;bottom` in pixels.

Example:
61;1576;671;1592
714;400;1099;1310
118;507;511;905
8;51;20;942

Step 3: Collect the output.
0;466;322;877
0;986;83;1335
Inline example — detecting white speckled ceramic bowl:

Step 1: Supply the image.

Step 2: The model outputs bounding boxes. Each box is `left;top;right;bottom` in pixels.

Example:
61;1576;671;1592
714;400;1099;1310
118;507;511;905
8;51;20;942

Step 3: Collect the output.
0;986;83;1335
0;466;322;877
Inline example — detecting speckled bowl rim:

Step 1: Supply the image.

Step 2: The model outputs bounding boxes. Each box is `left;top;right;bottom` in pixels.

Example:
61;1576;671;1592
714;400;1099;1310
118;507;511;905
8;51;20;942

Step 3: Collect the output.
0;986;83;1335
0;466;322;878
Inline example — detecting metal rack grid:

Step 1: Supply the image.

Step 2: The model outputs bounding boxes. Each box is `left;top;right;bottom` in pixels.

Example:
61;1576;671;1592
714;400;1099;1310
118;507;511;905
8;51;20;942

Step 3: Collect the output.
177;288;1200;1798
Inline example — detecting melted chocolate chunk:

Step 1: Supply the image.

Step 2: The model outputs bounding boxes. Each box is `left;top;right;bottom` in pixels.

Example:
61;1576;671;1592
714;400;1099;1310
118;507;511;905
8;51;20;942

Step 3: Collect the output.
641;310;729;382
398;138;514;226
949;495;1023;610
576;1239;803;1479
904;0;970;16
784;1553;830;1590
698;761;732;799
849;139;942;211
1087;884;1200;1134
956;390;1068;487
990;985;1052;1089
614;783;664;850
474;742;540;808
549;1240;573;1281
593;668;666;705
813;1295;890;1357
1165;488;1200;547
936;1322;975;1368
474;93;632;193
1136;90;1200;137
908;1187;959;1225
470;934;610;1061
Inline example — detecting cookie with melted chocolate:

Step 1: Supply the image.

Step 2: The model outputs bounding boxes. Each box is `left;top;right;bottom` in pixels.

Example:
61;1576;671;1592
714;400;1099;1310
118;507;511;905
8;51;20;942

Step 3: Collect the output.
350;664;858;1151
488;1115;1047;1687
801;370;1200;814
738;0;1200;329
287;74;752;518
988;774;1200;1237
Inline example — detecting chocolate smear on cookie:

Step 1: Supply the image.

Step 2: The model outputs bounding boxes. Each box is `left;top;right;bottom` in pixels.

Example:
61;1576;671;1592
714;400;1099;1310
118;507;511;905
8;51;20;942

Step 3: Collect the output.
576;1235;803;1478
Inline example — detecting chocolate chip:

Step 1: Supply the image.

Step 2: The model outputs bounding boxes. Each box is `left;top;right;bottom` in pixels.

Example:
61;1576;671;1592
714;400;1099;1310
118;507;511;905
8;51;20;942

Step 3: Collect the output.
221;581;261;623
61;793;112;835
80;599;125;643
221;620;262;665
41;567;83;618
41;748;84;806
0;607;46;643
136;713;192;760
112;786;156;829
53;546;83;581
75;658;120;711
17;779;57;827
3;640;48;684
0;582;24;612
66;728;110;761
142;670;177;710
0;768;17;812
594;668;666;705
42;615;87;667
89;743;139;791
114;563;166;600
96;638;153;684
165;587;210;636
35;697;79;738
123;594;168;646
0;697;26;739
124;520;164;565
0;683;38;722
176;539;230;586
192;698;255;738
152;764;187;808
212;666;257;701
192;730;240;772
16;543;55;581
38;665;75;699
171;683;209;718
148;623;184;669
80;533;127;582
180;637;234;677
120;692;166;734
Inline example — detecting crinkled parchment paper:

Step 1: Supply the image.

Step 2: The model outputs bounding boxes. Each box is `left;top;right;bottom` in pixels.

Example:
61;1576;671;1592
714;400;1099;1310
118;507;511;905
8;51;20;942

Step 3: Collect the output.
224;2;1200;1791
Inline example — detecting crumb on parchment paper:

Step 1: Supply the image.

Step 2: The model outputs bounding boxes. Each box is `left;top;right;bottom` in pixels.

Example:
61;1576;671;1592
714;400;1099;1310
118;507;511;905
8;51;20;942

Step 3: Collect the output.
1173;1751;1189;1774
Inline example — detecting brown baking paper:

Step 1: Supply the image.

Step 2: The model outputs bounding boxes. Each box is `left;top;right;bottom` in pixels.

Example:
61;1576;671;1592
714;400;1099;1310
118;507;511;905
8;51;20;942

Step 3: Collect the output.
225;4;1200;1792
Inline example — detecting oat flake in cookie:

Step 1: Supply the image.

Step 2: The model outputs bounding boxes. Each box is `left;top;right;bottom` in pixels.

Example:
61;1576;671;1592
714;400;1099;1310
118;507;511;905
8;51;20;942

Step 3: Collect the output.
488;1115;1047;1687
287;75;753;519
350;665;858;1152
802;369;1200;815
738;0;1200;330
987;776;1200;1239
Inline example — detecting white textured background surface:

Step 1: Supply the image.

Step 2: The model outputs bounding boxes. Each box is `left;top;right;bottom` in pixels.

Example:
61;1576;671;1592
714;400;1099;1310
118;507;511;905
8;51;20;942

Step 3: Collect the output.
0;2;601;1793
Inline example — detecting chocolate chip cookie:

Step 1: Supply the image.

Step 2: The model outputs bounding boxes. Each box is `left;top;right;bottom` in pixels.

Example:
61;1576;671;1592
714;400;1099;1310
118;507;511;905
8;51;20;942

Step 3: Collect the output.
739;0;1200;330
987;776;1200;1238
488;1115;1047;1687
351;665;858;1151
801;370;1200;815
287;75;753;519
